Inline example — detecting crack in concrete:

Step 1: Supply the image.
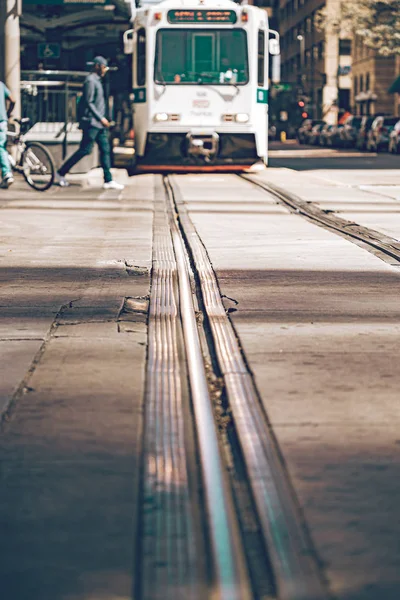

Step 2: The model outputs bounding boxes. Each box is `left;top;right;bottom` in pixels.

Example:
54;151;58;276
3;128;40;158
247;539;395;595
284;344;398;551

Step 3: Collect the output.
0;338;45;342
221;294;239;306
1;300;71;425
56;320;116;326
123;260;150;277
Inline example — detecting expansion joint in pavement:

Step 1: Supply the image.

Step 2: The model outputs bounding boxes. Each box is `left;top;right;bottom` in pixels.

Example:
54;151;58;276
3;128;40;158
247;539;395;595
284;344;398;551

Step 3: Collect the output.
243;175;400;268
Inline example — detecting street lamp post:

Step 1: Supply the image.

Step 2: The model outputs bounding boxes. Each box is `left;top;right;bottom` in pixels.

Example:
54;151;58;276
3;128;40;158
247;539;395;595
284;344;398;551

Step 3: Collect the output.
297;34;305;86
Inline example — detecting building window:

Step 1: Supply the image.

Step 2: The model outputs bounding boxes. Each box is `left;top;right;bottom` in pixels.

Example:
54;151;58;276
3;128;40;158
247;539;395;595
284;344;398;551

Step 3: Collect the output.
360;75;364;91
339;39;352;56
366;72;370;90
354;76;358;96
318;41;325;60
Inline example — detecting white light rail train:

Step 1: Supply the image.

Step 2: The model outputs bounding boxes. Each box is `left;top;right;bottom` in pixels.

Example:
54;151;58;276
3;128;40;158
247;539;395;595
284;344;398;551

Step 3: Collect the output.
124;0;280;170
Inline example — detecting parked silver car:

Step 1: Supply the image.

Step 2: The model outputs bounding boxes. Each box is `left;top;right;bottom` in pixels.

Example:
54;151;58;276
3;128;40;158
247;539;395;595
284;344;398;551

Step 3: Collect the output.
355;116;375;151
388;120;400;153
319;124;334;146
367;116;398;152
297;119;325;144
325;124;344;147
309;122;326;145
339;116;363;148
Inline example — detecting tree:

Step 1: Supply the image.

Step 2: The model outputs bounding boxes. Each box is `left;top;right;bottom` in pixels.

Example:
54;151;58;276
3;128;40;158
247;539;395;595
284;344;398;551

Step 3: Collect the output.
346;0;400;56
316;0;400;57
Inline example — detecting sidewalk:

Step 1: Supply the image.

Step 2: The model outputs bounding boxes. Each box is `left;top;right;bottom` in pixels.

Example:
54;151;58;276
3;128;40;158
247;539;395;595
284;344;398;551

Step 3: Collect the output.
0;169;154;599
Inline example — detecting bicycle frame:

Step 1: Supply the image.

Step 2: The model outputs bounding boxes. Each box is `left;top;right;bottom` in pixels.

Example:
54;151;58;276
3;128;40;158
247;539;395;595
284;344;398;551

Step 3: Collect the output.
6;130;27;173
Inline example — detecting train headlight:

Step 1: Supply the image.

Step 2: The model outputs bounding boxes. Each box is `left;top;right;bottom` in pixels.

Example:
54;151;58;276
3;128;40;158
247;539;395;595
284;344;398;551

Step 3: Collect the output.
235;113;249;123
154;113;169;122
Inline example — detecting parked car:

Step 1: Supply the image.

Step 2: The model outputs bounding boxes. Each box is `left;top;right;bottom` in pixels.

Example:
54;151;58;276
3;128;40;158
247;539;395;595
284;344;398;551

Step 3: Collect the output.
309;122;326;145
355;116;375;150
319;124;334;146
367;116;399;152
388;120;400;153
339;115;363;148
297;119;324;144
326;124;344;147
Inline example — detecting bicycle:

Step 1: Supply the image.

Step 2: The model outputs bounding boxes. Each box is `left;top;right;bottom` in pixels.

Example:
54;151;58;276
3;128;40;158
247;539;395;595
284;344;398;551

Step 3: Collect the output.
6;118;55;191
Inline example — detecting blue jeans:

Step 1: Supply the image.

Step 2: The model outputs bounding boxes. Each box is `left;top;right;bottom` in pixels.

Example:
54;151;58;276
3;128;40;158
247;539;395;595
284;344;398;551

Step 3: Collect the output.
59;125;112;183
0;121;11;179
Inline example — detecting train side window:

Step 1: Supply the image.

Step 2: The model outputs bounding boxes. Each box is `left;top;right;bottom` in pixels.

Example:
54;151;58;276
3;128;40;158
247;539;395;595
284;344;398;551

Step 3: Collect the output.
137;28;146;86
258;31;265;87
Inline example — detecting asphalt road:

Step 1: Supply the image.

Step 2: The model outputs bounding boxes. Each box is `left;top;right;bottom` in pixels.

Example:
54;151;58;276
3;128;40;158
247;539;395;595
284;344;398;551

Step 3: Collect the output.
269;140;400;170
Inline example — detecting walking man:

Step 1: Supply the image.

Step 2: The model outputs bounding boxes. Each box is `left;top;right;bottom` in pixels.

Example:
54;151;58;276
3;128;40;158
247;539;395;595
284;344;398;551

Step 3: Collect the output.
56;56;124;190
0;80;15;189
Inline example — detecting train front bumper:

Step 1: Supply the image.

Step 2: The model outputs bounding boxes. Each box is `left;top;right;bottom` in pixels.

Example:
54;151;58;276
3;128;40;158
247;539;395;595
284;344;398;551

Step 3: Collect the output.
140;131;258;165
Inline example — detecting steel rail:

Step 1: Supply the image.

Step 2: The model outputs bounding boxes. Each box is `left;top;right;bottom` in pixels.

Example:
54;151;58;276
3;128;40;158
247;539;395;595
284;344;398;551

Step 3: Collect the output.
139;182;199;600
168;174;330;600
163;178;252;600
242;175;400;266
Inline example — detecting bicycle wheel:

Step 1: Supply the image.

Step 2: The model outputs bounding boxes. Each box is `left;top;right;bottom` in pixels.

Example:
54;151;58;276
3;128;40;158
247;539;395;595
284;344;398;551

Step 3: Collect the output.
22;142;55;191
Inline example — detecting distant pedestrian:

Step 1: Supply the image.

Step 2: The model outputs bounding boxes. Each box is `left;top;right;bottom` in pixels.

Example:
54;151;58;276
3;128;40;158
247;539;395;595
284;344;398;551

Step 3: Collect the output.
55;56;124;191
0;80;15;189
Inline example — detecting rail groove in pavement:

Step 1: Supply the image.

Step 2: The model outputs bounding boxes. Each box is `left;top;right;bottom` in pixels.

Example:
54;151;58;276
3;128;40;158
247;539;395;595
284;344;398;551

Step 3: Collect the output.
137;179;199;599
243;175;400;267
138;177;251;600
167;174;330;600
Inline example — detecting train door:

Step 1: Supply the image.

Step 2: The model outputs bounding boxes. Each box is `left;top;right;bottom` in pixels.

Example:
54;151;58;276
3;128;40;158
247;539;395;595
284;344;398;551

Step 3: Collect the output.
133;27;147;157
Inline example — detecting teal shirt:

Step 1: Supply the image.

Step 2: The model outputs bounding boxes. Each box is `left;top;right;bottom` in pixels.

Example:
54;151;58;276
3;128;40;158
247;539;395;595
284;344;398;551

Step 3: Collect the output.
0;81;11;123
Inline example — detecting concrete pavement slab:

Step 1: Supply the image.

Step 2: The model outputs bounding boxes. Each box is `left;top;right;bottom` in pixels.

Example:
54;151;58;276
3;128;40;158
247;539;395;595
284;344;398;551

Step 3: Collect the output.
256;168;400;244
0;171;154;599
173;172;400;599
273;424;400;600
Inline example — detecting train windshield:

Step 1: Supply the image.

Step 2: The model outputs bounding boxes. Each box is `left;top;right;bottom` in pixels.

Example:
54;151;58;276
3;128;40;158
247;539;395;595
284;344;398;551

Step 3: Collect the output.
155;29;249;85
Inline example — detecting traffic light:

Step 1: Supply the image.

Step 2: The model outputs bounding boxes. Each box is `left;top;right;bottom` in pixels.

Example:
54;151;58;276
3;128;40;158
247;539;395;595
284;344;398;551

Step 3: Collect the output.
298;100;305;108
301;112;308;118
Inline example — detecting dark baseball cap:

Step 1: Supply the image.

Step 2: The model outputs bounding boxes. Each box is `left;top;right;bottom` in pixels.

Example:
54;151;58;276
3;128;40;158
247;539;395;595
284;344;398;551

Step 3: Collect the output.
93;56;108;67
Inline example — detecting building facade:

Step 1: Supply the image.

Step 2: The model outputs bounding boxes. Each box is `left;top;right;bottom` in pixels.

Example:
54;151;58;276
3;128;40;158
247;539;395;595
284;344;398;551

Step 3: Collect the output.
278;0;351;124
351;36;397;117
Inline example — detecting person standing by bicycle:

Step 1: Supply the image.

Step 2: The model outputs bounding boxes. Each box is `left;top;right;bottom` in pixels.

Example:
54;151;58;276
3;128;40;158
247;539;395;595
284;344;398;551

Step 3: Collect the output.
56;56;123;191
0;80;15;189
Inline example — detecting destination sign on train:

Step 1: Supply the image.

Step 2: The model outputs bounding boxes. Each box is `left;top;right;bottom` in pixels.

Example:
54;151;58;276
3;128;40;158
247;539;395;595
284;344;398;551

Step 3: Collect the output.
167;10;237;24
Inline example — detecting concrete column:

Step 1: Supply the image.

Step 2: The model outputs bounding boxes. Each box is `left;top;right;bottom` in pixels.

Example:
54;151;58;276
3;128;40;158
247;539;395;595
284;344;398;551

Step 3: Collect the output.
322;0;340;124
0;0;21;118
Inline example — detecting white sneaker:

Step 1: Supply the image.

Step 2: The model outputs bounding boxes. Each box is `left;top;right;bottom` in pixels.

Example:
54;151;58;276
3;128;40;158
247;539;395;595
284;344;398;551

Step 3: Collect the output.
103;180;124;191
55;173;70;187
0;175;14;189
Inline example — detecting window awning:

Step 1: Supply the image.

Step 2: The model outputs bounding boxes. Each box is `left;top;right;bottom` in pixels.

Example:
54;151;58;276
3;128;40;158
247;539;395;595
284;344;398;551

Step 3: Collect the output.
388;76;400;94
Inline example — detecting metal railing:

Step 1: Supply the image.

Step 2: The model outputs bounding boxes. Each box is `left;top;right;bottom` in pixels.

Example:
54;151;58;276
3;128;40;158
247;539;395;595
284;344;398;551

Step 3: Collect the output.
21;70;88;159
